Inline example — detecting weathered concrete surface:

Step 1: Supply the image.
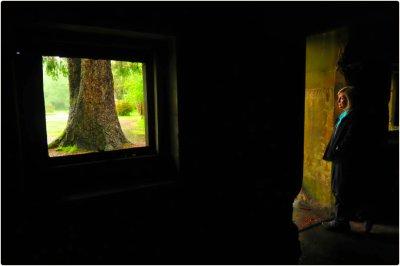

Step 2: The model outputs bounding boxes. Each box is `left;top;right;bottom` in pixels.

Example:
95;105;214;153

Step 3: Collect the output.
301;28;348;209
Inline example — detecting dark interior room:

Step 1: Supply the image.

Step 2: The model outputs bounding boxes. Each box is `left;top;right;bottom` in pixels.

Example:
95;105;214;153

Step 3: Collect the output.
2;2;399;264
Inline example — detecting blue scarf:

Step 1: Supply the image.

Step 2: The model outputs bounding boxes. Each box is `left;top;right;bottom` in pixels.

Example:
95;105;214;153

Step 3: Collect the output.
335;110;348;128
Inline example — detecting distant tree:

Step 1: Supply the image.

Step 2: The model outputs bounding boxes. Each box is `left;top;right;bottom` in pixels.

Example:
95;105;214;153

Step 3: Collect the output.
42;57;69;110
111;61;144;115
47;58;129;151
43;56;68;79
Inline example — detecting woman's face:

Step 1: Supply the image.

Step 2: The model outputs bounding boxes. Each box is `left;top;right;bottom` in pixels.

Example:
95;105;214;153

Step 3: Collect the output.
337;92;348;110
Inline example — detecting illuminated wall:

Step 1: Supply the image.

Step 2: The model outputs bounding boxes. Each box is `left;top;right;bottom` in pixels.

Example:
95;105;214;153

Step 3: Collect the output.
302;28;348;209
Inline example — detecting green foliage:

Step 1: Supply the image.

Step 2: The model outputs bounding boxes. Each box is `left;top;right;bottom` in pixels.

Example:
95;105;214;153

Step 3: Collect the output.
124;71;144;113
56;145;78;153
43;56;68;80
116;100;134;116
45;102;56;113
111;61;144;115
42;67;69;111
112;61;141;77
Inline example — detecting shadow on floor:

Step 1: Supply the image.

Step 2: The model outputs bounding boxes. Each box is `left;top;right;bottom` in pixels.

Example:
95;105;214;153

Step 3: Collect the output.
299;222;399;265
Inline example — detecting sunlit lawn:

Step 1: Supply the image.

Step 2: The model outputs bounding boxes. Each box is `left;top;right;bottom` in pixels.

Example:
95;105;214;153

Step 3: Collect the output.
45;110;146;146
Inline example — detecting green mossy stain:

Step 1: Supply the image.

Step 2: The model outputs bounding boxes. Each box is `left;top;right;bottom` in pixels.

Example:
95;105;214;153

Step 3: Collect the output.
301;27;348;209
56;145;79;153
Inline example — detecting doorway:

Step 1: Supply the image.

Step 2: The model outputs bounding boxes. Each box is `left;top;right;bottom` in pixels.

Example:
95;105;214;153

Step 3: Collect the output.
293;27;349;231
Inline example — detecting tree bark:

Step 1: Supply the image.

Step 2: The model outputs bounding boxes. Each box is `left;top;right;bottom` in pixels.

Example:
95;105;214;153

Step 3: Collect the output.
67;58;81;110
49;59;129;151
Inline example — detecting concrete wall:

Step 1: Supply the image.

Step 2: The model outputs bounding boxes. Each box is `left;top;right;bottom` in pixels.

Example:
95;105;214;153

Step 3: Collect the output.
302;28;348;209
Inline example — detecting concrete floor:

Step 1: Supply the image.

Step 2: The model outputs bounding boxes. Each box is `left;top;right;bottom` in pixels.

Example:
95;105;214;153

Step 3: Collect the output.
299;222;399;264
293;203;331;231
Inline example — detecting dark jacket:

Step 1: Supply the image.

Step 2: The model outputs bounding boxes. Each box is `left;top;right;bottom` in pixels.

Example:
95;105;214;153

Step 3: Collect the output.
323;109;358;163
323;109;363;203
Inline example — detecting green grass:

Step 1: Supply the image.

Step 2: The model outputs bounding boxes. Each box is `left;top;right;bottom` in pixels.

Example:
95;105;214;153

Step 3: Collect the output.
56;145;78;153
118;111;146;143
45;110;146;146
45;111;68;144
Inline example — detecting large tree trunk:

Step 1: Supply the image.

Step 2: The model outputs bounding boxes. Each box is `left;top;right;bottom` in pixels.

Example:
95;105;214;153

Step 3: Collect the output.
67;58;81;110
49;59;129;151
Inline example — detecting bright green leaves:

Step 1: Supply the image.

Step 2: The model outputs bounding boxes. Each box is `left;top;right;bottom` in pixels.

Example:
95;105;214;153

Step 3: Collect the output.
43;56;68;80
111;61;144;116
112;61;142;77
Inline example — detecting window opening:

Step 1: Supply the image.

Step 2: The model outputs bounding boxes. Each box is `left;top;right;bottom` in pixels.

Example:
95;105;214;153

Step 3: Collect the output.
42;56;148;157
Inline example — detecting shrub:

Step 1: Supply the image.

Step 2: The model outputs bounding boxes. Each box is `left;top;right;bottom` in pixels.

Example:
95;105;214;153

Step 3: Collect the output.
52;99;67;110
116;100;134;116
45;103;56;113
124;71;144;117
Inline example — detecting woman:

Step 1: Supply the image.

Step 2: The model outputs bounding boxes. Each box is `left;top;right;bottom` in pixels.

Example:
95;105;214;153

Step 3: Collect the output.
322;86;372;232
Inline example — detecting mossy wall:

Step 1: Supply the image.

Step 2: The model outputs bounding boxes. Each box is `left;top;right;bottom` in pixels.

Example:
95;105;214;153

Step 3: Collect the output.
302;28;348;209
